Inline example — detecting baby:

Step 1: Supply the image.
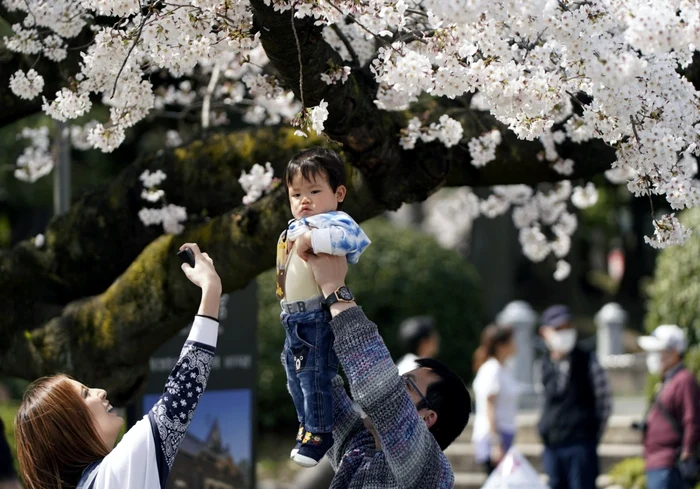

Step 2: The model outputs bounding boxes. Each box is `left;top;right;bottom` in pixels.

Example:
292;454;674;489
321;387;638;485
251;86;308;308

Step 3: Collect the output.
276;147;370;467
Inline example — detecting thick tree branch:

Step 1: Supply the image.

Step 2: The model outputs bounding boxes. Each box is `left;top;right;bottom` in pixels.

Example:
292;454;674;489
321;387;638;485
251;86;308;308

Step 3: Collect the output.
0;158;382;403
444;110;617;186
0;128;315;356
0;119;616;402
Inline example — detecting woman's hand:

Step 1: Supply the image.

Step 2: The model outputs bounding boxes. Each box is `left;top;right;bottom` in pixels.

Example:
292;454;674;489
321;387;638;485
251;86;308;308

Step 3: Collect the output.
179;243;221;293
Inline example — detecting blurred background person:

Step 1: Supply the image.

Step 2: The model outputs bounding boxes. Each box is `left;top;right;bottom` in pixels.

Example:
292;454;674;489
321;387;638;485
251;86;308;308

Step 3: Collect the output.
471;323;519;474
638;324;700;489
538;305;611;489
396;316;440;375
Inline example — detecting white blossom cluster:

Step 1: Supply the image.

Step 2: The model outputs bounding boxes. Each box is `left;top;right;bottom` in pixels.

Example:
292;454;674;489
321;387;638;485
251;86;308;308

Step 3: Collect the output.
239;62;301;125
467;129;502;167
293;100;329;138
423;182;582;281
5;0;700;251
321;65;352;86
3;0;261;154
238;162;276;205
137;169;188;235
422;188;481;250
644;213;692;249
400;115;464;149
539;131;575;176
15;126;53;183
9;69;44;100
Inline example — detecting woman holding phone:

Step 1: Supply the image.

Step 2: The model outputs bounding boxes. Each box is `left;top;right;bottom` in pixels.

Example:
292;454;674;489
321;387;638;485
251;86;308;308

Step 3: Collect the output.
15;243;220;489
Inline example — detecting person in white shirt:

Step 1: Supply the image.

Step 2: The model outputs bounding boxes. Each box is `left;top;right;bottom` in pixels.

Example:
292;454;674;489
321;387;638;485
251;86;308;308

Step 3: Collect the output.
15;243;221;489
471;323;520;474
395;316;440;375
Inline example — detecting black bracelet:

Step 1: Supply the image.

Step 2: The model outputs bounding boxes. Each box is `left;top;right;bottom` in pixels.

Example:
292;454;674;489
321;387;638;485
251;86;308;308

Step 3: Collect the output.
196;314;219;323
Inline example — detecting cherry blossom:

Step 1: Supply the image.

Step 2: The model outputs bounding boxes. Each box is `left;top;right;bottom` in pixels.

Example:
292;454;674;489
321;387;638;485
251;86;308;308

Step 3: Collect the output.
239;162;276;205
14;127;53;183
9;69;44;100
468;129;502;167
554;260;571;281
4;0;700;272
571;183;599;209
138;170;187;234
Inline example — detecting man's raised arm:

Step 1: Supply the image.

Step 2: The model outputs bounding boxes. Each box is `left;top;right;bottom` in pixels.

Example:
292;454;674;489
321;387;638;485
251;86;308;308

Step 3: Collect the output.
306;253;453;488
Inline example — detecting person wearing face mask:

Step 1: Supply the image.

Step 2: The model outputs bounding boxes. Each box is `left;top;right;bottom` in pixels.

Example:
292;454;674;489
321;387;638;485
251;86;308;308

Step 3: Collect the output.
471;324;520;474
537;305;612;489
637;324;700;489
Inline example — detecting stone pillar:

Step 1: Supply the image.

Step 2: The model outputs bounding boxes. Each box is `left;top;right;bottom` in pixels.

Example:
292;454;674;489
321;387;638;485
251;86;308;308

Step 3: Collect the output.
595;302;627;358
496;301;538;393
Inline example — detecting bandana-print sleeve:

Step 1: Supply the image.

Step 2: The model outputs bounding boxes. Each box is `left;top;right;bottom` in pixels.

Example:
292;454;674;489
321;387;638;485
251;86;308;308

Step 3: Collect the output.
147;315;218;486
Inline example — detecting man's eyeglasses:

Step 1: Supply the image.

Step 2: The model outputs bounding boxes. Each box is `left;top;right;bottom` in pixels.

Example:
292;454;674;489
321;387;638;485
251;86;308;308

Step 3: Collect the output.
402;374;434;411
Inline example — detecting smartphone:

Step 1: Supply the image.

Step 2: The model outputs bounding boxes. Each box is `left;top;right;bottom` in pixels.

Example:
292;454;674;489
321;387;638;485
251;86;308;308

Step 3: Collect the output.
177;248;195;268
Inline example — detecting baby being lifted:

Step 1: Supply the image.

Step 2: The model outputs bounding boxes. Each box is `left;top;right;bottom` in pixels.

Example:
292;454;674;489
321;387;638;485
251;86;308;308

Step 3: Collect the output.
276;147;370;467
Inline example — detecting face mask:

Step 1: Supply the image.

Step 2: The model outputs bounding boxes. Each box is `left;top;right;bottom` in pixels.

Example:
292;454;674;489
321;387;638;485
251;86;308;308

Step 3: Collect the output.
646;352;662;374
547;329;577;354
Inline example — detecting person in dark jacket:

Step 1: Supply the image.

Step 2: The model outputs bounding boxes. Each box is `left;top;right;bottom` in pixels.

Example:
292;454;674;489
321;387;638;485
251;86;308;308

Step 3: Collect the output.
638;324;700;489
537;305;612;489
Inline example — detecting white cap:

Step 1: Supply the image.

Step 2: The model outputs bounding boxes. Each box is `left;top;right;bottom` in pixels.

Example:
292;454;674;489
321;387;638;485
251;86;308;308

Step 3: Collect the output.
637;324;687;353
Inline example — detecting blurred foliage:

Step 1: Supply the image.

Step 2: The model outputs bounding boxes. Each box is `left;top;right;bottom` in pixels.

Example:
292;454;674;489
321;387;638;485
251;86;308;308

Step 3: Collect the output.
610;457;700;489
0;378;28;400
0;401;19;478
644;372;660;404
579;180;629;234
609;458;646;489
256;218;483;432
645;207;700;347
643;208;700;419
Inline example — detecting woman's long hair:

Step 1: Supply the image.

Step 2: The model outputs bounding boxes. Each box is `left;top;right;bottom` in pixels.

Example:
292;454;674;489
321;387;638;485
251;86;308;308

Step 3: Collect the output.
15;375;110;489
472;324;514;373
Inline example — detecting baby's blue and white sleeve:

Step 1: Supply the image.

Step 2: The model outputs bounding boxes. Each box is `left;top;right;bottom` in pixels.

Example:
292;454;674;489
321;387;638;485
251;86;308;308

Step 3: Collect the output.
310;212;371;264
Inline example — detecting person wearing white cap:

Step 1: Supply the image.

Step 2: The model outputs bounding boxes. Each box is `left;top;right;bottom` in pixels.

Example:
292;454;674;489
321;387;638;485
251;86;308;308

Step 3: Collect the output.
637;324;700;489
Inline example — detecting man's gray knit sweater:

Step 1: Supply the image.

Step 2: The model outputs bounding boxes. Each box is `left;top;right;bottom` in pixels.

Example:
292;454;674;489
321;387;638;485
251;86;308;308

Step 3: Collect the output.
325;307;454;488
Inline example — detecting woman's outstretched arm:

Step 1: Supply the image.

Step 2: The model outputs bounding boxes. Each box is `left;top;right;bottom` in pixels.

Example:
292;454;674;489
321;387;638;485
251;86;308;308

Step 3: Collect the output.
93;244;222;489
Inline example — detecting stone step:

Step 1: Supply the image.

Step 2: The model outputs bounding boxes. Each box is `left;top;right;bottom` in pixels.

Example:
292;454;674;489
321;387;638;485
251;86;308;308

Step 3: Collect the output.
446;442;642;474
459;414;643;445
453;472;614;489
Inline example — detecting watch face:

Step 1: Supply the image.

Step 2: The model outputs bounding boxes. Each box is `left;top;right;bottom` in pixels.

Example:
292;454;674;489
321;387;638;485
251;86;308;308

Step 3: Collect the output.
338;287;353;301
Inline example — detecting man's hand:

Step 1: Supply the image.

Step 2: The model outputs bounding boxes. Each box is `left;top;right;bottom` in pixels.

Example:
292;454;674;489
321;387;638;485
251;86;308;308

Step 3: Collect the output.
307;253;348;297
295;231;315;261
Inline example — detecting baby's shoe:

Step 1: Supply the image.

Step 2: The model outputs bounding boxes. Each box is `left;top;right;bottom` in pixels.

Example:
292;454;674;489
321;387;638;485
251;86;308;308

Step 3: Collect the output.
290;424;305;459
293;431;333;468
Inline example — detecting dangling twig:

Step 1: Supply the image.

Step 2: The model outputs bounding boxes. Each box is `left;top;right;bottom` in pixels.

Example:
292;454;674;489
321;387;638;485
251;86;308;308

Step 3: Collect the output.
290;4;305;108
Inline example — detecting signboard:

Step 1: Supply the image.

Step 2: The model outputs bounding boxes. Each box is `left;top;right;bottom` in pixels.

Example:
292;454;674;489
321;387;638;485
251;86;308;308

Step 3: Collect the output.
130;281;257;489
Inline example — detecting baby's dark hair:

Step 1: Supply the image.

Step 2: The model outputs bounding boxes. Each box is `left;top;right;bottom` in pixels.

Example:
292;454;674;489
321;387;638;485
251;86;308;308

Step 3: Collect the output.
284;147;346;192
